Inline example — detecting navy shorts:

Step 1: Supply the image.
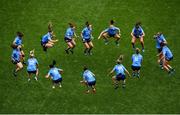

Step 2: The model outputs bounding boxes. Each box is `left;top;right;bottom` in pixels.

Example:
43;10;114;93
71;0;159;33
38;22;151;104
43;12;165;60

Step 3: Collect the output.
108;33;116;37
87;81;96;86
131;65;141;71
83;39;91;43
27;70;37;74
41;41;47;46
166;57;173;61
53;78;62;84
134;34;141;38
116;73;126;81
64;37;72;43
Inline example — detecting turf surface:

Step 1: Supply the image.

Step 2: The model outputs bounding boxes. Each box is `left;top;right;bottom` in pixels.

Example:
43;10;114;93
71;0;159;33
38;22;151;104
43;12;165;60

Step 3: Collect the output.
0;0;180;113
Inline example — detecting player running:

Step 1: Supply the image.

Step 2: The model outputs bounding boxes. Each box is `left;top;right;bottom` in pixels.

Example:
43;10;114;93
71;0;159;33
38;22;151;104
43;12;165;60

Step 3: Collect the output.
27;49;39;82
41;30;58;52
11;44;23;77
153;32;167;68
131;22;145;52
98;20;121;46
64;23;78;54
81;21;94;55
158;43;175;75
80;66;96;94
13;32;26;64
45;60;63;89
109;55;131;89
131;48;143;78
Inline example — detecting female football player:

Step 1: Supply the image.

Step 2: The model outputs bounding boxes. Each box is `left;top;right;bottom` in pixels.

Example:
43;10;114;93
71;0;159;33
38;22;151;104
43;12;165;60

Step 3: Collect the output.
98;20;121;46
81;21;94;55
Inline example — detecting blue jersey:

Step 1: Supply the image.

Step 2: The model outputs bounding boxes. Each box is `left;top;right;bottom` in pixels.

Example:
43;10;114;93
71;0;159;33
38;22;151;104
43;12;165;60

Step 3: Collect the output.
13;36;22;46
162;46;173;60
132;54;143;67
156;34;166;49
48;67;62;80
113;64;126;75
83;70;96;82
65;28;74;39
11;49;21;62
82;27;92;39
27;58;38;71
104;26;120;35
41;32;52;43
132;27;144;37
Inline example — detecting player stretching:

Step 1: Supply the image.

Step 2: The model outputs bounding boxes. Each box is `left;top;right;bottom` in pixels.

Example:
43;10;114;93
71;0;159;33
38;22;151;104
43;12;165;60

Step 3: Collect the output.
109;55;131;89
158;43;175;75
27;49;39;82
13;32;26;64
45;60;63;89
41;30;58;52
64;23;78;54
80;66;96;94
98;20;121;46
153;32;167;68
131;22;145;52
81;21;94;55
131;48;143;78
11;44;23;77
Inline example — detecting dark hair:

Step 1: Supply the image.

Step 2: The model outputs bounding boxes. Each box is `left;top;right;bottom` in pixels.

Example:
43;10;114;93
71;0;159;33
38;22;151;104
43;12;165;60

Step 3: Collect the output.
135;21;141;28
52;60;56;65
136;48;140;54
69;23;74;28
83;65;88;71
17;32;24;37
110;20;114;25
49;64;54;68
11;44;18;49
85;21;90;27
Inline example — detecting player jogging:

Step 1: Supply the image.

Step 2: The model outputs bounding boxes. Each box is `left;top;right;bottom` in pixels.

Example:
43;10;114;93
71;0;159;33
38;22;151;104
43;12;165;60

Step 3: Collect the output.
11;44;23;77
153;32;167;68
27;49;39;82
131;48;143;78
81;21;94;55
98;20;121;46
13;32;26;64
131;22;145;52
80;66;96;94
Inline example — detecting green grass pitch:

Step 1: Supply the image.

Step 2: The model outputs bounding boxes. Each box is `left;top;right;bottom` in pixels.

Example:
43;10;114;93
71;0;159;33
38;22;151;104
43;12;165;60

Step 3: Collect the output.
0;0;180;113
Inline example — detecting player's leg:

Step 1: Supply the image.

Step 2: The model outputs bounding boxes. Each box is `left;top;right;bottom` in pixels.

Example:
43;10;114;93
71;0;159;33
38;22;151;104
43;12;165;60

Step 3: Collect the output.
102;32;109;44
27;72;31;82
69;39;76;54
114;34;120;46
140;37;145;52
35;69;38;81
14;62;23;76
84;42;90;55
122;79;126;88
45;42;54;48
65;42;73;54
131;37;136;49
88;41;94;55
131;65;136;77
20;50;26;64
